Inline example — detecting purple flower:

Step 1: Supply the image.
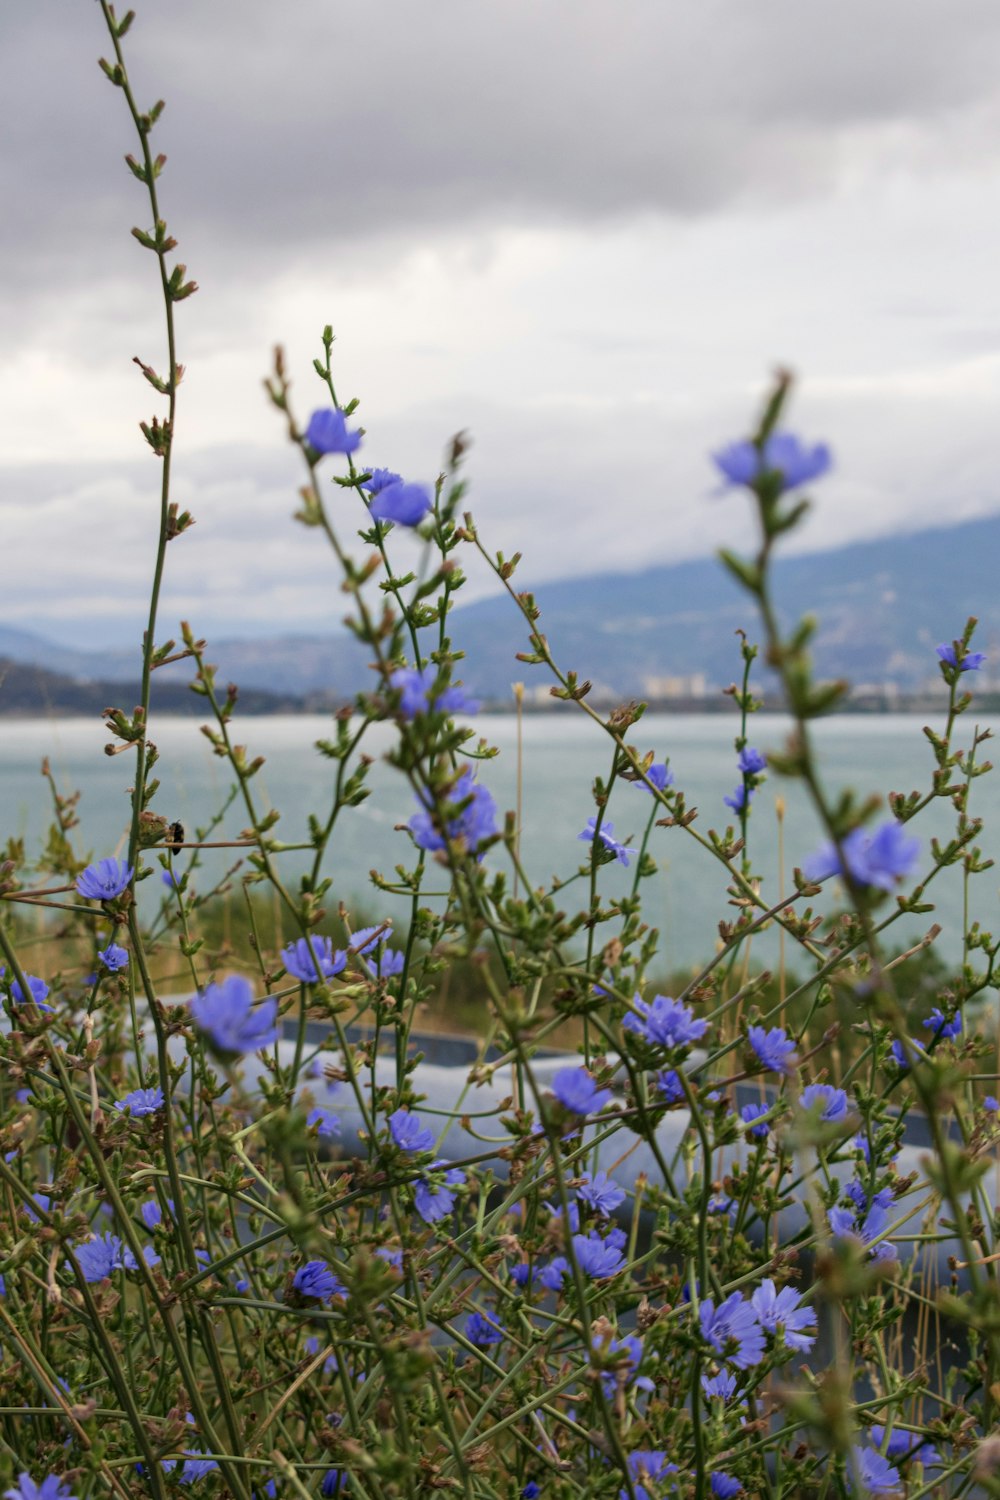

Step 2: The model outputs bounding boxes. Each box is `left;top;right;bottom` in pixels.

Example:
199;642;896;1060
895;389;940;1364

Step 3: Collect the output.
282;936;347;984
937;643;985;673
69;1233;124;1282
414;1163;464;1223
713;431;832;493
410;768;498;856
849;1446;900;1494
390;665;479;720
737;747;767;775
748;1025;798;1075
114;1087;165;1118
634;762;675;795
710;1476;742;1498
465;1311;504;1346
751;1278;817;1352
3;1477;78;1500
190;975;279;1056
741;1102;770;1139
75;858;133;901
361;467;402;494
578;817;632;867
307;1107;341;1138
634;995;709;1051
804;820;920;892
577;1172;625;1218
551;1067;612;1117
572;1232;625;1279
522;1485;541;1500
800;1083;849;1122
699;1292;765;1369
98;942;129;973
868;1426;940;1469
369;481;431;527
293;1261;345;1301
389;1108;435;1153
986;1095;999;1113
923;1007;961;1041
305;408;362;456
724;784;754;815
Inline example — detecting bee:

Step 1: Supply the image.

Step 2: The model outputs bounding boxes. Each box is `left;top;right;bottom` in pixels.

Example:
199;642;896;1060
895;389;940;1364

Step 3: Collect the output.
167;821;185;854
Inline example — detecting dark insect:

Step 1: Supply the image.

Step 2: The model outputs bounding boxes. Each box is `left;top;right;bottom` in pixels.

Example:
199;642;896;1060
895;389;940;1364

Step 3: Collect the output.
167;821;185;854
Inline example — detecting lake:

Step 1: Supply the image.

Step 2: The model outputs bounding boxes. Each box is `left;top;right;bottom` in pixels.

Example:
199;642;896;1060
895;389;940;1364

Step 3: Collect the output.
2;711;998;975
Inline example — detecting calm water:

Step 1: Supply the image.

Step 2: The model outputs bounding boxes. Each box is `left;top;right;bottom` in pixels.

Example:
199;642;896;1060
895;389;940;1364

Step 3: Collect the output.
2;712;998;974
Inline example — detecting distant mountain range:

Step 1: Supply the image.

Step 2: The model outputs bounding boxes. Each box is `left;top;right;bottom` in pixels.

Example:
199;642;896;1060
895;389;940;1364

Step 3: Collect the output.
2;514;998;713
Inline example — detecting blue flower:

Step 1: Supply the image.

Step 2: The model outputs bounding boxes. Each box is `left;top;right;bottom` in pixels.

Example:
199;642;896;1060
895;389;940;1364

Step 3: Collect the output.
890;1038;910;1070
699;1293;765;1369
410;768;498;856
282;936;347;983
465;1310;504;1346
849;1446;900;1494
828;1199;897;1261
305;408;362;455
414;1162;464;1223
361;467;402;494
98;942;129;973
577;817;632;867
572;1232;625;1279
701;1370;738;1401
713;431;832;493
23;1193;51;1223
595;1334;654;1399
551;1067;612;1117
350;925;389;956
710;1475;742;1498
923;1007;961;1041
986;1095;999;1113
804;820;920;892
748;1025;798;1075
724;784;754;814
577;1172;625;1218
631;995;709;1050
122;1243;161;1271
737;747;767;775
390;665;479;720
307;1107;341;1138
658;1069;686;1105
190;975;279;1056
321;1472;349;1499
741;1102;770;1139
369;481;431;527
114;1087;165;1118
69;1233;125;1282
521;1485;541;1499
3;1477;78;1500
751;1278;817;1352
868;1426;940;1469
75;858;133;901
178;1455;219;1484
9;972;52;1011
634;762;675;795
800;1083;849;1122
139;1199;168;1230
937;643;985;673
623;1451;680;1500
293;1261;345;1301
389;1108;435;1153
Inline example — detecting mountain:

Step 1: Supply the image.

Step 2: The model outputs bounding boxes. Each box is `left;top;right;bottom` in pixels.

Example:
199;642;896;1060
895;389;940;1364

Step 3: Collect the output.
0;658;317;717
3;514;998;710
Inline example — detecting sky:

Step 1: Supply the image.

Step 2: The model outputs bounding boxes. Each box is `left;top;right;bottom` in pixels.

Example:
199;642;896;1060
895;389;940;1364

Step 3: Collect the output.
4;1;1000;647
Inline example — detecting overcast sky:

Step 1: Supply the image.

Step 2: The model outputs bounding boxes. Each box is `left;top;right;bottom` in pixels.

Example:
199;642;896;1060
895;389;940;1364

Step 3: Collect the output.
4;1;1000;647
